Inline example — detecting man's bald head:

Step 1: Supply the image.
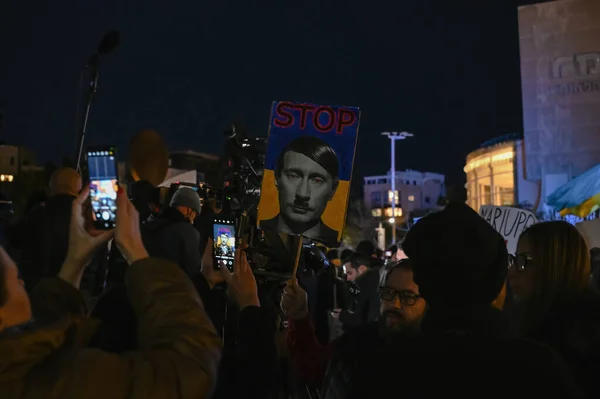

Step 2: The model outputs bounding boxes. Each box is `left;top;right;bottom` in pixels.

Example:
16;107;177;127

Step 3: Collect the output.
49;167;82;197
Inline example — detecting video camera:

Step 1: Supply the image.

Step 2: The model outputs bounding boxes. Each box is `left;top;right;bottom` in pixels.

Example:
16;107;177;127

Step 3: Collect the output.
197;124;333;282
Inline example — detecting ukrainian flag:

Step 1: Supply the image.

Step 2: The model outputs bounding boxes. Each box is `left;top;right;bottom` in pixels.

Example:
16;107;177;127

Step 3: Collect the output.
547;164;600;218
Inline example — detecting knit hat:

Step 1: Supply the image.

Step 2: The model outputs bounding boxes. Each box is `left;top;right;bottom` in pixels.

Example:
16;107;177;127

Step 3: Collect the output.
402;202;508;306
170;187;201;214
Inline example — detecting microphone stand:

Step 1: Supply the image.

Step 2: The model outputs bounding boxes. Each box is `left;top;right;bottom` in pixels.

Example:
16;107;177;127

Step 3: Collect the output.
75;55;100;173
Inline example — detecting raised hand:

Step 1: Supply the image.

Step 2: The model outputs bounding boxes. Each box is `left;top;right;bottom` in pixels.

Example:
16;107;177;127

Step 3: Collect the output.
219;248;259;310
114;186;148;265
280;280;308;320
59;185;114;286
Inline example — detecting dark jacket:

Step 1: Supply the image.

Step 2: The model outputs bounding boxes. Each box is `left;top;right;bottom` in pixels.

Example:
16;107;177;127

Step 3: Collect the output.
260;215;339;247
88;270;277;399
213;304;278;399
339;268;380;330
349;306;587;399
0;257;222;399
287;316;385;398
522;290;600;398
142;206;202;277
19;194;75;291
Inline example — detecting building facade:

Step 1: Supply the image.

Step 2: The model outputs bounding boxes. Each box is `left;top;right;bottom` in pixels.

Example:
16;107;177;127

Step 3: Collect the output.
464;135;538;212
519;0;600;201
0;144;38;181
363;169;445;219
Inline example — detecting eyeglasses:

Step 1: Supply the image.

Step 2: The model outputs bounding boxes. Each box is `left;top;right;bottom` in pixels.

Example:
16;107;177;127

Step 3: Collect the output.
508;253;532;272
379;287;421;306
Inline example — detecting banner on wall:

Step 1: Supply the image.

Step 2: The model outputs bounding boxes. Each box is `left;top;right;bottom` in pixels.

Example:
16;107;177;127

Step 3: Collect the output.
257;101;360;247
480;205;537;255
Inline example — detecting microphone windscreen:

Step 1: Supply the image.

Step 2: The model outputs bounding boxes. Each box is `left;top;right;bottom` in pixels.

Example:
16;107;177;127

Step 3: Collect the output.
98;31;120;54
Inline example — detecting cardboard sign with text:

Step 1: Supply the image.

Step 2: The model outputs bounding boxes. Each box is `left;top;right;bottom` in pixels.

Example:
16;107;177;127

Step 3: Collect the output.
257;101;360;247
479;206;537;255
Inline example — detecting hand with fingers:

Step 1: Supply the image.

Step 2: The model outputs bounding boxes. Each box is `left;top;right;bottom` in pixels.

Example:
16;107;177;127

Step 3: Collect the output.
201;238;225;289
59;185;115;287
280;280;309;320
113;185;149;265
220;247;260;310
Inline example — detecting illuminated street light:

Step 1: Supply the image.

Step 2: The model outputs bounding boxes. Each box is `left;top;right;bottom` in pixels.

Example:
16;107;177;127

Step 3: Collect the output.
381;131;413;245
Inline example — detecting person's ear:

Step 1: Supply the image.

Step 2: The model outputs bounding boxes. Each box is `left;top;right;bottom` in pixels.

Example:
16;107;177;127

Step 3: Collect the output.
328;178;339;201
358;265;367;275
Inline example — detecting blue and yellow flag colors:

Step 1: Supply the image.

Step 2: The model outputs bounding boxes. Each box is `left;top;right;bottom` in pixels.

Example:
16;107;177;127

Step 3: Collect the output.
547;164;600;218
257;101;360;247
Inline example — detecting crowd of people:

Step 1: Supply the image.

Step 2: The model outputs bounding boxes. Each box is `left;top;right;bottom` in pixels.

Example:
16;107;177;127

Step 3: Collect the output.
0;165;599;398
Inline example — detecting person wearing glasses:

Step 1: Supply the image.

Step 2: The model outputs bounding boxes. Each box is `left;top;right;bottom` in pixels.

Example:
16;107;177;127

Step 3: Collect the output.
354;203;586;399
280;259;426;398
508;221;600;398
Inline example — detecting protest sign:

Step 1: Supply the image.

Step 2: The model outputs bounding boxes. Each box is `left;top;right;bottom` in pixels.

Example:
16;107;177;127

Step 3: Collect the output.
257;101;360;247
479;205;537;255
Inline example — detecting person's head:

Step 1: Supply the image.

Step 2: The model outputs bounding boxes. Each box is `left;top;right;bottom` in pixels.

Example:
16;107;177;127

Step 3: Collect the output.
340;248;353;263
379;259;426;335
275;136;339;229
0;247;31;331
49;167;82;197
402;203;508;308
508;221;590;305
356;240;376;258
170;187;201;223
343;252;372;282
219;231;230;246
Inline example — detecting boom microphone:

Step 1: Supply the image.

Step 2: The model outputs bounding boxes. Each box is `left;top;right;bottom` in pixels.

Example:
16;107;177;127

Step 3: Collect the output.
97;31;120;55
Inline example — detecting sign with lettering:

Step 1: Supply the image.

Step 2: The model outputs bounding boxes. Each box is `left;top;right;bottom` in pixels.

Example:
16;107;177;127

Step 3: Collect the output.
479;206;538;255
257;101;360;247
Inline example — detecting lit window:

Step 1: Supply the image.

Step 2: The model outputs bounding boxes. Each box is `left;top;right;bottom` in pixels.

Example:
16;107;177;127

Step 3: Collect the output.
372;209;382;217
408;195;415;202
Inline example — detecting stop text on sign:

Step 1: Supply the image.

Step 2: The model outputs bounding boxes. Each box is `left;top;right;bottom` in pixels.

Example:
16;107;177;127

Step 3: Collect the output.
273;101;357;135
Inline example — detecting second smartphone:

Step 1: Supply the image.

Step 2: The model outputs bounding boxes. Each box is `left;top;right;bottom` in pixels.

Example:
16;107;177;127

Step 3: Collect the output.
87;146;119;230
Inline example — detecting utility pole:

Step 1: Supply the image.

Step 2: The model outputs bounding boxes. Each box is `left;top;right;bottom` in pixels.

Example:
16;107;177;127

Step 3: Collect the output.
381;131;413;245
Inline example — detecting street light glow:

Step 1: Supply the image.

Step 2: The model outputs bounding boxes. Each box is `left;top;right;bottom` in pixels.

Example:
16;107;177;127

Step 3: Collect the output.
381;131;414;140
381;130;413;247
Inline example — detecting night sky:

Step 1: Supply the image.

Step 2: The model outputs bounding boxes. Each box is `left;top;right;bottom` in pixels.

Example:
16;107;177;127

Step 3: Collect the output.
0;0;541;187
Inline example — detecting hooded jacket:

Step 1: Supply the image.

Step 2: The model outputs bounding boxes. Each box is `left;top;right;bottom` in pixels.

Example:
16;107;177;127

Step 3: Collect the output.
0;257;222;399
141;206;202;278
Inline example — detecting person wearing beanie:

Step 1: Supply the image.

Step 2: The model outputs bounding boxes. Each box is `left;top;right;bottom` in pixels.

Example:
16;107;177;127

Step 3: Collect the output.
141;186;202;278
349;202;587;399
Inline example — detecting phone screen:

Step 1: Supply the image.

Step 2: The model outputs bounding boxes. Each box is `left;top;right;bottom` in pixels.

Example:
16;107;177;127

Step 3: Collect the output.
213;218;236;271
385;251;392;257
87;147;118;230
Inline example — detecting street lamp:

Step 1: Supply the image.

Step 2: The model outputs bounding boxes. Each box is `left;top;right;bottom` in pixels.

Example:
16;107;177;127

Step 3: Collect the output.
381;131;413;245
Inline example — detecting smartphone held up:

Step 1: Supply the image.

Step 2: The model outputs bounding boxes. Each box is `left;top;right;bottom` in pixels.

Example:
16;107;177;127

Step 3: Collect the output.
87;146;118;230
213;216;236;272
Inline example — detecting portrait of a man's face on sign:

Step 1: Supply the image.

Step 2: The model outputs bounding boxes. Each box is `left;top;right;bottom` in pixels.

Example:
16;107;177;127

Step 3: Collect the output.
257;101;360;247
